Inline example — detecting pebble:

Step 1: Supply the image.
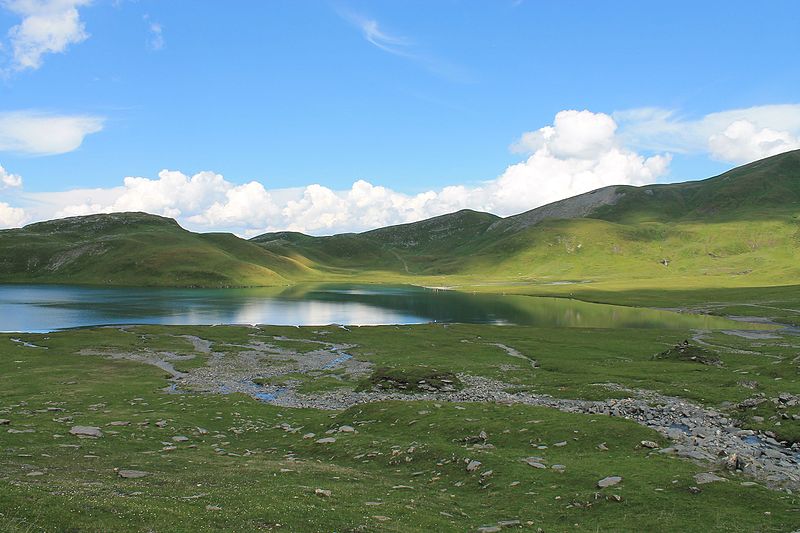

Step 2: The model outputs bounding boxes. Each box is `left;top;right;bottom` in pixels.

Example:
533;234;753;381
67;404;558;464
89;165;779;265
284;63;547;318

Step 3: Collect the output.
316;437;336;444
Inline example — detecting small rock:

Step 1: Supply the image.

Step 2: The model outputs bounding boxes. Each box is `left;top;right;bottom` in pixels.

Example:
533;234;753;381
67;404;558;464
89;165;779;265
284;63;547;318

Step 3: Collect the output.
597;442;608;451
551;464;566;472
315;488;331;498
205;505;222;511
117;470;150;479
316;437;336;444
497;520;521;528
597;476;622;488
553;441;567;447
477;527;502;533
688;486;702;494
107;421;130;427
466;460;482;472
302;433;316;439
26;471;44;477
172;436;189;442
69;426;103;438
694;472;726;485
0;419;10;425
338;425;356;433
641;440;658;449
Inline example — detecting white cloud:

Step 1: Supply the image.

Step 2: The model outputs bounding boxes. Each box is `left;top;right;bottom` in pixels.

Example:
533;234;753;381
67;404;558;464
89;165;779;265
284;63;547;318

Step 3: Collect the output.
0;110;104;155
0;201;26;228
2;0;92;71
147;21;163;50
18;109;671;235
341;11;411;57
708;120;800;164
0;162;22;189
616;104;800;164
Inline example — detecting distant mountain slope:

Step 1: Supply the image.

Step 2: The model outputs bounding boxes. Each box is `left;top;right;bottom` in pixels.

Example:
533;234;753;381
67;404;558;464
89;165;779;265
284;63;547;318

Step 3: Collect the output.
0;212;310;286
252;150;800;283
1;150;798;287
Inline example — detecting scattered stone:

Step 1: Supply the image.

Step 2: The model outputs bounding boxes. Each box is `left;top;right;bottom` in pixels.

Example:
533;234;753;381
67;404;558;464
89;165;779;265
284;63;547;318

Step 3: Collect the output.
338;425;356;433
107;421;130;427
373;516;390;522
694;472;726;485
172;436;189;442
302;433;316;439
597;442;609;451
477;527;502;533
117;470;150;479
553;441;567;447
0;419;10;425
551;464;566;473
205;505;222;511
688;486;702;494
316;437;336;444
597;476;622;488
69;426;103;438
26;471;44;477
315;488;332;498
497;520;521;528
8;428;34;434
641;440;658;449
524;457;546;469
466;460;482;472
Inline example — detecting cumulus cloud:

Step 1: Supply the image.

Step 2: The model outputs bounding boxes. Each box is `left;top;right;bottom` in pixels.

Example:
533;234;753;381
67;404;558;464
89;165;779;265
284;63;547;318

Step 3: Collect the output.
0;163;22;189
2;0;92;71
616;104;800;164
22;109;670;235
0;110;104;155
0;202;26;228
708;120;800;164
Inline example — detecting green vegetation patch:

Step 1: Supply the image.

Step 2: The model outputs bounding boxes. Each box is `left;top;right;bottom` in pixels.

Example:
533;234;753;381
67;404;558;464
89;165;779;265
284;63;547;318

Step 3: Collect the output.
362;366;463;393
654;340;722;367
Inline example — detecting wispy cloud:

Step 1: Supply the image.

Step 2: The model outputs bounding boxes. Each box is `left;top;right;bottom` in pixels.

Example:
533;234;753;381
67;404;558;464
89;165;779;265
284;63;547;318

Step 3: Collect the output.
348;13;411;56
338;9;471;82
144;14;164;51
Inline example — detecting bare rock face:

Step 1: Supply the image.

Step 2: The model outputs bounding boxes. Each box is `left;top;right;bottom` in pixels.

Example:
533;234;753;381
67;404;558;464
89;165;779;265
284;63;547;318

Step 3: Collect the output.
69;426;103;438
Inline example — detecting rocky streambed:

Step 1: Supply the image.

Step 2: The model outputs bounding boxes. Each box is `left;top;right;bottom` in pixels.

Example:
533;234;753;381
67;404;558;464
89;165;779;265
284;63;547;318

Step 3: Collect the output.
87;331;800;492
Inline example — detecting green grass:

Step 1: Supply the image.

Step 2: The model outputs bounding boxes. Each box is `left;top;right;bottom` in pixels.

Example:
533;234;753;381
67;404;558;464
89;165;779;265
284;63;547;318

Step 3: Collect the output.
2;324;799;531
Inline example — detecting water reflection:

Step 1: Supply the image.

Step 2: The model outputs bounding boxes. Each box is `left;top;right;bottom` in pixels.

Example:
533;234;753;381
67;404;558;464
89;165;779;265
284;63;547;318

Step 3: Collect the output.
0;283;748;332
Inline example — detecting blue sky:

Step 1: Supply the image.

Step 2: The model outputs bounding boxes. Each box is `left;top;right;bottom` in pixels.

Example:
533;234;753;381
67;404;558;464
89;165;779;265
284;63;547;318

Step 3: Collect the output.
0;0;798;235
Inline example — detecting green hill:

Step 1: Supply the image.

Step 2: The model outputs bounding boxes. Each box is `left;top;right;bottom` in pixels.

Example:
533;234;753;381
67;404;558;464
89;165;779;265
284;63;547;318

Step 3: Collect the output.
0;212;311;287
1;150;799;288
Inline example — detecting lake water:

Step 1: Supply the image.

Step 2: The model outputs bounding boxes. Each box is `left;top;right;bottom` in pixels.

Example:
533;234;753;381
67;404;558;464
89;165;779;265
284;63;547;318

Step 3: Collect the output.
0;283;750;332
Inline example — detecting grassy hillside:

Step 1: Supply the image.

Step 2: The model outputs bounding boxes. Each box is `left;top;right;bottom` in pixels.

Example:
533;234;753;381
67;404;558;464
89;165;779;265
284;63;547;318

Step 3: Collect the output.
0;212;311;287
251;151;800;286
1;150;798;288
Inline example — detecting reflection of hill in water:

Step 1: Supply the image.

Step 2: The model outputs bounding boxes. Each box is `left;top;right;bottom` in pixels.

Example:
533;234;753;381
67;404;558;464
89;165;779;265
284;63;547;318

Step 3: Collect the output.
276;284;739;330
